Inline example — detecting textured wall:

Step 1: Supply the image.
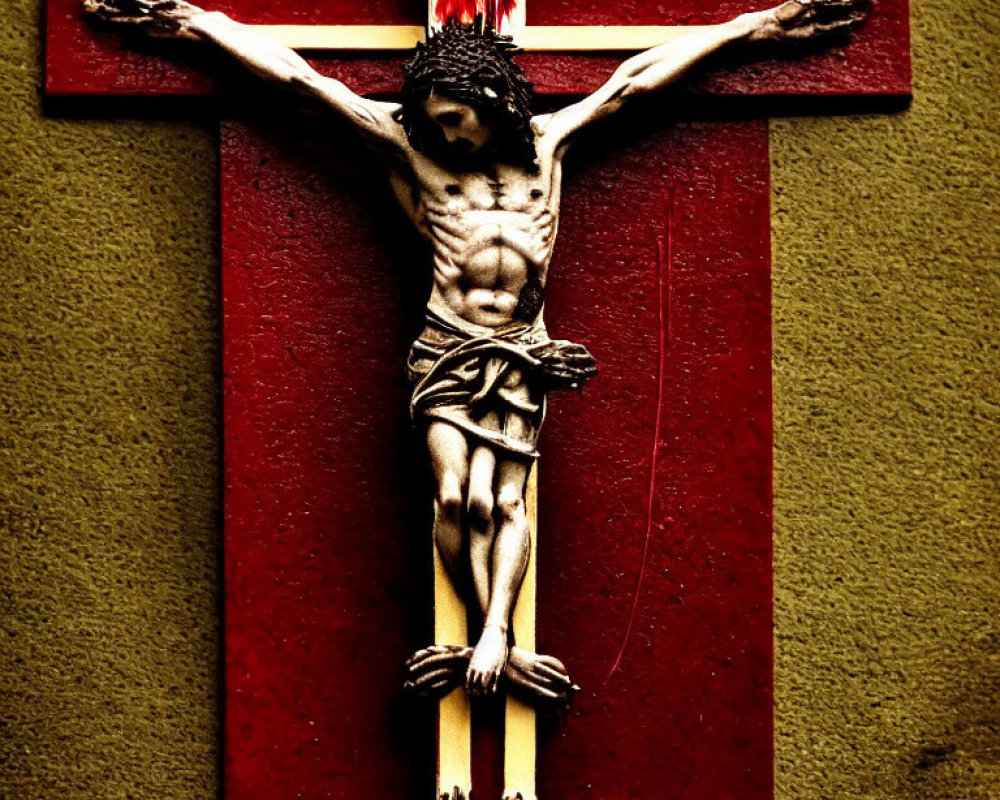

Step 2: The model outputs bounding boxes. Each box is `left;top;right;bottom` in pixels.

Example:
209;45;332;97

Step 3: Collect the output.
1;0;997;799
771;1;999;798
1;1;220;796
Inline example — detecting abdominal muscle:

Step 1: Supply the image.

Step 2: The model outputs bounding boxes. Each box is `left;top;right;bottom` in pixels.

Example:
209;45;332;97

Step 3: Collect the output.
431;245;532;329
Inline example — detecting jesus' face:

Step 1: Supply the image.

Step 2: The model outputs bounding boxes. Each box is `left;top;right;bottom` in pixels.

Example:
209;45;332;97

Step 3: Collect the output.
423;93;493;156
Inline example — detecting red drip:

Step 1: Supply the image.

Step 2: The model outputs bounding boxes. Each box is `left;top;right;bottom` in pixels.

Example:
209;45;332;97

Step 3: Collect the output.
433;0;517;28
495;0;517;24
604;190;674;684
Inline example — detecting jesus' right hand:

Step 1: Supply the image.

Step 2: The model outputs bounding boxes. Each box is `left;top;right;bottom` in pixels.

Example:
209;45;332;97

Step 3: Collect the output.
82;0;206;39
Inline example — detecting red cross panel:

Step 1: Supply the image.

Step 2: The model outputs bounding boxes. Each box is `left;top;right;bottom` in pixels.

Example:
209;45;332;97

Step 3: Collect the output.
46;1;911;799
222;116;772;800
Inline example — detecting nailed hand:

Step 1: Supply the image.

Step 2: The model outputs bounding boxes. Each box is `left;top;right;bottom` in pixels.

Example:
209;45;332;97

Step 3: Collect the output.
535;339;598;392
82;0;201;36
772;0;868;40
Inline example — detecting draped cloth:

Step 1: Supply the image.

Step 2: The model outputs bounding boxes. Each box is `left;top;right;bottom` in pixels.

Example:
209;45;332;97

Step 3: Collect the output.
408;309;596;459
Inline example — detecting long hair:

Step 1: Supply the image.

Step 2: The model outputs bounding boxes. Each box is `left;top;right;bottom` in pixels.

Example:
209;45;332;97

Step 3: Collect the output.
401;21;537;171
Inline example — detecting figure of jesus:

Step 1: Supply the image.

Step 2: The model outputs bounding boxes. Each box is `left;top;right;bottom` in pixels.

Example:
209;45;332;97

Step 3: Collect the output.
85;0;865;705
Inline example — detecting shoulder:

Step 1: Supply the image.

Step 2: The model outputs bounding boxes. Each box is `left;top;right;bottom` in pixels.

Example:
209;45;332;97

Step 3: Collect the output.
531;114;554;142
530;115;565;162
310;78;410;149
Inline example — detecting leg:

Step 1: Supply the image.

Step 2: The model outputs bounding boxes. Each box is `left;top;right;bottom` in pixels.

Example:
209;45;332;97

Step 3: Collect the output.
467;441;498;617
487;458;531;631
467;457;531;696
426;421;472;800
427;421;469;588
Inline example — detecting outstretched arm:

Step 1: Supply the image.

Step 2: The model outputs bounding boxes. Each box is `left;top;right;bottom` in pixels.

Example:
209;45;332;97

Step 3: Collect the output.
536;0;866;151
83;0;407;151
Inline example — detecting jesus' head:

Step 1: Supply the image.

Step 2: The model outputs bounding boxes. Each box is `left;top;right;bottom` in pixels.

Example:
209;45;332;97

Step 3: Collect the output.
400;21;538;172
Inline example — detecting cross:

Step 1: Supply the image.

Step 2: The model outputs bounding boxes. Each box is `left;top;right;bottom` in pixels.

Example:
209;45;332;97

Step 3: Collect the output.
47;1;910;799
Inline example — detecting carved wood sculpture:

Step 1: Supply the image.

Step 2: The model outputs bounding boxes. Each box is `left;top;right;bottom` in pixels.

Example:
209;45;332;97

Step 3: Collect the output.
52;0;911;797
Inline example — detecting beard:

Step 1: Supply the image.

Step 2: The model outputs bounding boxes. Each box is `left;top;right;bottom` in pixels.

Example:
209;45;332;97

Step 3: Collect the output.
414;114;538;173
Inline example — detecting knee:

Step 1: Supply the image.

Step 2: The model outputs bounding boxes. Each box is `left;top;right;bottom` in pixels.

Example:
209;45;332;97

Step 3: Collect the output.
496;486;525;523
435;474;464;519
467;490;494;532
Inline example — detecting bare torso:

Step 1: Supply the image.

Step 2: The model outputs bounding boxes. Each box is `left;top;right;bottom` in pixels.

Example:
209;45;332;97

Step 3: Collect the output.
387;125;562;330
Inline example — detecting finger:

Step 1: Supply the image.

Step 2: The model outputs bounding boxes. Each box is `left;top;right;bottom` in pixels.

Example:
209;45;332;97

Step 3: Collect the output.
774;0;815;29
548;368;596;382
405;646;440;667
534;655;569;674
533;663;574;684
413;667;461;687
815;0;863;11
520;674;562;694
553;361;595;373
561;362;597;373
776;1;809;25
409;661;465;681
506;667;561;695
526;670;572;692
522;683;562;702
558;352;596;363
406;646;451;667
408;660;467;682
407;650;469;669
408;665;461;681
816;13;866;32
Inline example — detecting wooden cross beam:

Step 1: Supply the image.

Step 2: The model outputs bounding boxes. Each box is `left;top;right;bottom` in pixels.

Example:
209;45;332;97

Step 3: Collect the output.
250;0;703;50
247;24;707;51
46;0;910;99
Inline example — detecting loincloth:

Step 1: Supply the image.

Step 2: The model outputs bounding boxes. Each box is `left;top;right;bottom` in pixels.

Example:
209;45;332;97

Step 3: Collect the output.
408;311;597;459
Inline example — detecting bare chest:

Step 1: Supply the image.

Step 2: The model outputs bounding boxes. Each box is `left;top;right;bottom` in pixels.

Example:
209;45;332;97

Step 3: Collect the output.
421;166;549;216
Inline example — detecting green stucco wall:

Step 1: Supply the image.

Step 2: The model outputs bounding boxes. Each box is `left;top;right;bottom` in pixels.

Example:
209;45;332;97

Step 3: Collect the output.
2;0;997;796
771;2;999;796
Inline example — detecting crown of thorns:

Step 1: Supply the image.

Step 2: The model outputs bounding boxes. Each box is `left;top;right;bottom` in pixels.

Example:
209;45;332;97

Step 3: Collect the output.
401;21;536;160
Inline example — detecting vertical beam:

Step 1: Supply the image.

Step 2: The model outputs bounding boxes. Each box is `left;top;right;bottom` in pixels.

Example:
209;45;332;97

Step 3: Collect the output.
503;463;537;800
435;550;472;800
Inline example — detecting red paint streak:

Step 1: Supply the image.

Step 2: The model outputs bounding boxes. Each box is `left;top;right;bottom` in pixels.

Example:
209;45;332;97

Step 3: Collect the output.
433;0;517;27
605;190;674;683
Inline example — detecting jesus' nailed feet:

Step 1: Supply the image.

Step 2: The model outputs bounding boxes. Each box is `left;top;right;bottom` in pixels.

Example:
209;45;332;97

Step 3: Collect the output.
405;643;579;711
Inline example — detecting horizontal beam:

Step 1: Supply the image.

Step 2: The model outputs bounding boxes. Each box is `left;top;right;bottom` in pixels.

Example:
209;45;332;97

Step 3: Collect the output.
254;25;423;50
253;24;706;51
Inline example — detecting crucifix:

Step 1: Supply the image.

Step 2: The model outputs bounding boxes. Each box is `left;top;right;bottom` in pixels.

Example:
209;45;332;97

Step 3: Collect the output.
49;0;909;798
